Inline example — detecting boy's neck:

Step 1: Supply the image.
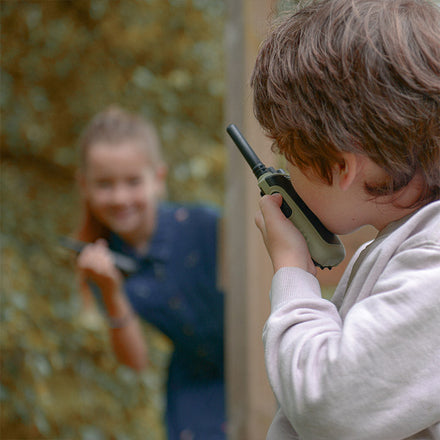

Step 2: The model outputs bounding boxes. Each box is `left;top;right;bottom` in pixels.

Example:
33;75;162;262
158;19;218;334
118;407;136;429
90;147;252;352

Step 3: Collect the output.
369;174;426;231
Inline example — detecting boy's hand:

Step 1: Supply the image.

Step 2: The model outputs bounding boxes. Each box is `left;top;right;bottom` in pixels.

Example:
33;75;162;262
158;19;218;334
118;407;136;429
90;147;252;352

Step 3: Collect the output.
255;194;316;275
77;239;124;295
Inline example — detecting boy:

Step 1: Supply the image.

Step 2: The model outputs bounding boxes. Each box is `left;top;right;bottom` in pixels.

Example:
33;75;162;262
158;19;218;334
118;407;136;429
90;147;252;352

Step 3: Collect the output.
251;0;440;438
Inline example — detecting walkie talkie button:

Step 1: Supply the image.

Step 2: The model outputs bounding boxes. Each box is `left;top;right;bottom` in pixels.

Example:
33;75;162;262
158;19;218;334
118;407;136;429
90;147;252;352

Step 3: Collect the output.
280;199;293;217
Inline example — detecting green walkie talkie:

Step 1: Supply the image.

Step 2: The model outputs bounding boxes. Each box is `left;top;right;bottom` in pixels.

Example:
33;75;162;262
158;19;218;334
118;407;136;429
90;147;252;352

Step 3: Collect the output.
226;124;345;269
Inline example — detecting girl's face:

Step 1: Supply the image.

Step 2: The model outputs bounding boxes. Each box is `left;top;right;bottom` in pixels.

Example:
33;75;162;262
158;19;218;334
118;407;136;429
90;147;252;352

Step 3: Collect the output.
80;141;167;248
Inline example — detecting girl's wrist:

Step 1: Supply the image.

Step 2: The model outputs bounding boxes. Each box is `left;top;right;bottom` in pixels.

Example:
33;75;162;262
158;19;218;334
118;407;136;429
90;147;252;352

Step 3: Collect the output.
102;287;131;316
106;310;135;329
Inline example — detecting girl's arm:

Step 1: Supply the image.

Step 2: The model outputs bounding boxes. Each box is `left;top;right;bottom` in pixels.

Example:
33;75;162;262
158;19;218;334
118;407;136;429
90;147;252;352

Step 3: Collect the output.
77;240;148;371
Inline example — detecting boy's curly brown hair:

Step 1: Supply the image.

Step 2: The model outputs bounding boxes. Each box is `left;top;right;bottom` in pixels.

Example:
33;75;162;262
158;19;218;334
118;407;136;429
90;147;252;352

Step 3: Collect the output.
251;0;440;205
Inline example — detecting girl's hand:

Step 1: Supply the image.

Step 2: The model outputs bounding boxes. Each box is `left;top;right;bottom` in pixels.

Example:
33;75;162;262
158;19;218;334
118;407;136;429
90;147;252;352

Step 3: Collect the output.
76;239;123;295
77;240;148;371
255;194;316;276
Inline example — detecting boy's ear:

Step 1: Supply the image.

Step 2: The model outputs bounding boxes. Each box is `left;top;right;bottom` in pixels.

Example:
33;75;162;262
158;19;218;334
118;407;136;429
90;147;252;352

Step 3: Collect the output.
337;152;359;191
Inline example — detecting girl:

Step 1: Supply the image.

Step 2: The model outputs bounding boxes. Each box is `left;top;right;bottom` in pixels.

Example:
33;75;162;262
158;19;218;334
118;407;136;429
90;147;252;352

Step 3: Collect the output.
75;106;226;439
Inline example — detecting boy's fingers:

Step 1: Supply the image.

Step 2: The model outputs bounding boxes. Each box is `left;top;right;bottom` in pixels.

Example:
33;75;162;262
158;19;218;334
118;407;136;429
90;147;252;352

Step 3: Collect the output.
259;194;286;224
254;210;265;233
259;193;283;211
256;194;282;229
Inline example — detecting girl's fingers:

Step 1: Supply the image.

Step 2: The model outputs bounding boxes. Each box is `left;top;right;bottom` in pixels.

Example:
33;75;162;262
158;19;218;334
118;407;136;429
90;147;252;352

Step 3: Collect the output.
77;242;115;274
95;238;108;247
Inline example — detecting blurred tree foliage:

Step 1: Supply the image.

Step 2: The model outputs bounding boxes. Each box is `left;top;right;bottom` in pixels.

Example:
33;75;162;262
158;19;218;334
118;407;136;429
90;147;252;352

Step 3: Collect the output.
1;0;225;202
1;0;225;439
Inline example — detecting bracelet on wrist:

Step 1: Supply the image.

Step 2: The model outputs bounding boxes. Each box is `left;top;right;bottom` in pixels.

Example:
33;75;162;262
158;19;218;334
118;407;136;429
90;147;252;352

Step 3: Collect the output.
107;311;134;329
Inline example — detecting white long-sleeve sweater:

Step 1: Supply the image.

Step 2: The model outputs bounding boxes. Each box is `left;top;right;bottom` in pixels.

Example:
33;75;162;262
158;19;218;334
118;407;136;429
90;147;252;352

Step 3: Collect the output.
264;200;440;440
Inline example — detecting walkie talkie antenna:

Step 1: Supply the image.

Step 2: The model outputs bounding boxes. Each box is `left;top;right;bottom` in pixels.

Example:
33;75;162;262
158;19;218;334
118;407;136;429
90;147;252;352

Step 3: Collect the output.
226;124;267;178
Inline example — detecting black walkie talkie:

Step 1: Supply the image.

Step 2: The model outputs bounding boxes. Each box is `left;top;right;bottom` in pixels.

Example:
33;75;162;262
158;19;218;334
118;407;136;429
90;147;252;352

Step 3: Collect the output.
226;124;345;269
59;236;139;276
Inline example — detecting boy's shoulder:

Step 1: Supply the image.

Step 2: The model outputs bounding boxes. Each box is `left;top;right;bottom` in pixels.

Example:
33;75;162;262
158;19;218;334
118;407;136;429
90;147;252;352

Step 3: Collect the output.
333;200;440;312
398;200;440;247
371;199;440;265
385;200;439;234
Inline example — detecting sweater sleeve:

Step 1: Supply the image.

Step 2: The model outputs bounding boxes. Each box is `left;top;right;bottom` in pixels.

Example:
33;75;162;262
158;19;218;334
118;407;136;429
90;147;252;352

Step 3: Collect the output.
263;241;440;440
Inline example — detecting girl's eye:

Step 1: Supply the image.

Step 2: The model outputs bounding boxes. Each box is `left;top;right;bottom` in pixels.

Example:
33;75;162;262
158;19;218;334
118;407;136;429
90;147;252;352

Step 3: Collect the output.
94;180;112;189
127;177;143;186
